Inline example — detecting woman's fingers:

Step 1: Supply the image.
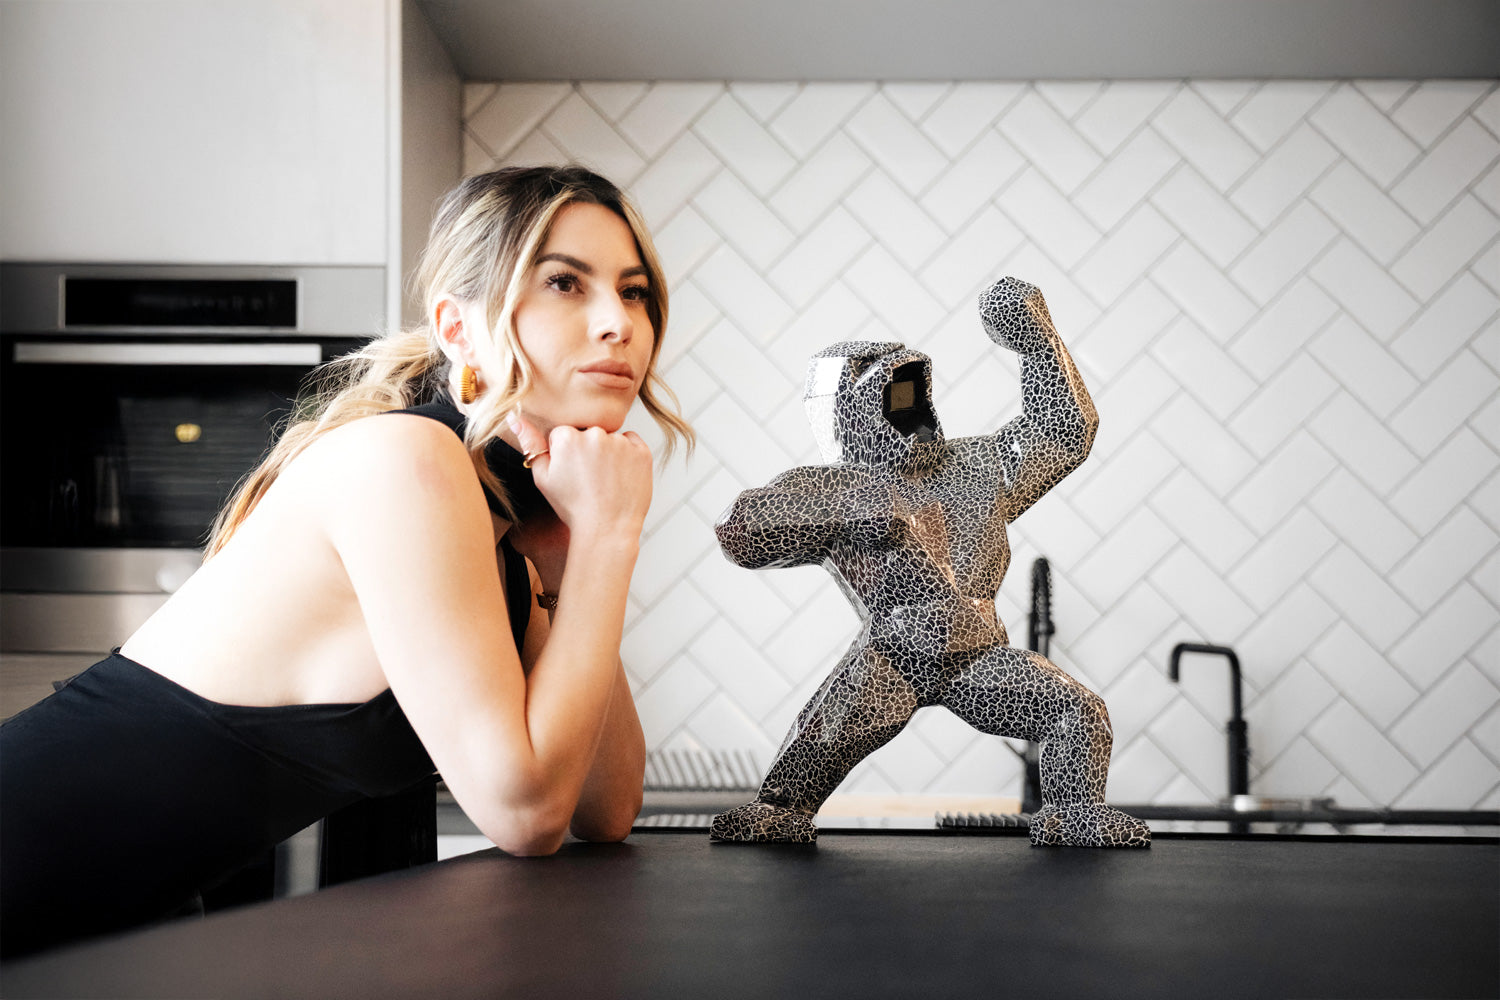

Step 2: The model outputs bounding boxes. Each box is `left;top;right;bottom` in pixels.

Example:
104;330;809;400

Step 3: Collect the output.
537;426;653;535
507;410;551;471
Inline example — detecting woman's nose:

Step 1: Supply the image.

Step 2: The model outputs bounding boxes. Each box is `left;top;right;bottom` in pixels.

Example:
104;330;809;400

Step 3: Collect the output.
592;292;634;343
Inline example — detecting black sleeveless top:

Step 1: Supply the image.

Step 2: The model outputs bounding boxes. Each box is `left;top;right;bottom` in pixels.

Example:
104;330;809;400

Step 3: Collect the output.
0;393;542;958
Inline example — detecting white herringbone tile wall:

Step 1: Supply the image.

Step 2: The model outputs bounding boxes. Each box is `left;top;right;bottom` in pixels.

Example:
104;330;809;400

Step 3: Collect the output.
463;79;1500;809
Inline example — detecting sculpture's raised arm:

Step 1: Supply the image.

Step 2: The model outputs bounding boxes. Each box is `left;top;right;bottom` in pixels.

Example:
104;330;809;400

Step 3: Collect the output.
714;465;875;570
978;277;1099;522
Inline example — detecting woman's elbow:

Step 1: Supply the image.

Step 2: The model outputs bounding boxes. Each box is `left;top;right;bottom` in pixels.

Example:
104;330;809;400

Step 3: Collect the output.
483;801;573;857
571;790;642;844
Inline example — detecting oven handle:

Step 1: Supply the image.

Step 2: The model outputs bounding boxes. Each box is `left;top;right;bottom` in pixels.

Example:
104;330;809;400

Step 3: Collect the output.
12;342;325;366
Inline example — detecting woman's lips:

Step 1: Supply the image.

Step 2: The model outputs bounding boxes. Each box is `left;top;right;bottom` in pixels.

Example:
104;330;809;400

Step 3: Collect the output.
578;361;635;389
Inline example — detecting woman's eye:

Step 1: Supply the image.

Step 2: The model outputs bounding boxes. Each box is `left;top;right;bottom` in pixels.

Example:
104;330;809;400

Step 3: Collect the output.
622;284;650;302
545;273;581;294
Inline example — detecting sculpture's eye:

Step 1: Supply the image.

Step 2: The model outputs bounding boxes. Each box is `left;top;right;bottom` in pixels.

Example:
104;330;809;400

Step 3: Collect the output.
884;362;937;441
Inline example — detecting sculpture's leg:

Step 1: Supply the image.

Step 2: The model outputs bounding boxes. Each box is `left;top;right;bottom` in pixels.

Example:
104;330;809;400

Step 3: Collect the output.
943;646;1150;848
711;642;918;843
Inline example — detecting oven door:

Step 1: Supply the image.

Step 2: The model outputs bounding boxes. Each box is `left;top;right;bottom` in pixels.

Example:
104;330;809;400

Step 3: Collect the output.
0;335;366;676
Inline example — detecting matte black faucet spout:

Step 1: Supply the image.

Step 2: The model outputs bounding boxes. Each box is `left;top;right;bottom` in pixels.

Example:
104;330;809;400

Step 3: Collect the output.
1169;643;1249;799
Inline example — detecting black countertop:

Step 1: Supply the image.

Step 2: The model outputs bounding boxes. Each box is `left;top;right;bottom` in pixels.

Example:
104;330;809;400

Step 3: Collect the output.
4;830;1497;999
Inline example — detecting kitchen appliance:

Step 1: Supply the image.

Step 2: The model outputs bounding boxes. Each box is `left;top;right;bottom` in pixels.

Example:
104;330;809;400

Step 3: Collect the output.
0;263;384;711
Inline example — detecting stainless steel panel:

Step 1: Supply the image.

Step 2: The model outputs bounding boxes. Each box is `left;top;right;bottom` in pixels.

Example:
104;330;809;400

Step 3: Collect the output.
1;263;384;337
0;593;167;652
0;651;103;718
13;341;323;366
1;548;202;593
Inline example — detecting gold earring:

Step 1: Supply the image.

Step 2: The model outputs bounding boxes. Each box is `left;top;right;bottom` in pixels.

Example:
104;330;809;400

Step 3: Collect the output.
459;364;478;404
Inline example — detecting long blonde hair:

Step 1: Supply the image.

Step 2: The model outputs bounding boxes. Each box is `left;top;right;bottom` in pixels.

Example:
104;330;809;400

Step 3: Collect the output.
204;165;693;557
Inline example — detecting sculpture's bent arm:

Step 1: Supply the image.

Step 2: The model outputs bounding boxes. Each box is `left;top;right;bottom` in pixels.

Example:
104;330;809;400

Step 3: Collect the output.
714;466;869;569
978;278;1099;522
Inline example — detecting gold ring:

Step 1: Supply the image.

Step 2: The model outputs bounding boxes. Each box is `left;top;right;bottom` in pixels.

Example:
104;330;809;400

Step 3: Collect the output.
522;449;549;469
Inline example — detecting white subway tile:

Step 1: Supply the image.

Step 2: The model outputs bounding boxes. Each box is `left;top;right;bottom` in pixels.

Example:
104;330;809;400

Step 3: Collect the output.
1473;87;1500;137
1073;506;1178;609
1392;195;1500;302
921;82;1025;158
1235;583;1340;686
1074;80;1177;155
651;205;721;289
1390;349;1497;454
1194;81;1257;117
1149;697;1233;798
1152;166;1258;268
692;169;794;270
1230;123;1340;229
1390;507;1499;610
845;170;948;271
767;206;871;309
629;132;720;230
1307;700;1421;804
1227;508;1338;612
1150;315;1258;421
1310;84;1422;188
633;506;713;604
845;92;949;195
1079;282;1179;382
1391;662;1500;767
768;132;872;233
1227;279;1339;381
692;392;793;485
729;83;798;123
465;82;571;160
1072;205;1178;307
1231;202;1339;306
843;243;947;338
1153;87;1260;190
1308;468;1418;574
1148;545;1260;644
1391;119;1500;224
1227;430;1337;534
1229;353;1339;459
1246;661;1340;765
692;93;797;196
684;693;782;757
617;82;722;158
1150;392;1257;495
1073;128;1180;231
690;317;796;415
881;82;950;122
1309;315;1419;418
540;91;646;185
1389;272;1500;379
1105;730;1181;802
1393;80;1493;148
1152;242;1258;343
1070;431;1179;533
919;206;1025;310
769;83;874;158
995;168;1102;270
1389;428;1500;535
1310;239;1420;342
1307;545;1420;650
1353;80;1417;113
1231;81;1335;152
634;654;715;739
1308;161;1421;265
691;244;794;344
1038;81;1106;118
997;91;1103;194
1393;738;1500;808
622;581;718;680
1255;736;1341;798
1309;621;1420;727
920;130;1026;234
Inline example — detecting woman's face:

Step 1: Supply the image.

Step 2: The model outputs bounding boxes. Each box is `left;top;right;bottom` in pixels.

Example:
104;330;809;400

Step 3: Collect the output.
503;201;656;438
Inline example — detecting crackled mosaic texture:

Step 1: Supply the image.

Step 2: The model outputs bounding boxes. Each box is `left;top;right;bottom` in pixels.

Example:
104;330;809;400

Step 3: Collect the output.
710;277;1150;847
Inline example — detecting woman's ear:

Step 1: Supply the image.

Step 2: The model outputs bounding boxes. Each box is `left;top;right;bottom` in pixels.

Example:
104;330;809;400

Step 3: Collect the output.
432;295;471;365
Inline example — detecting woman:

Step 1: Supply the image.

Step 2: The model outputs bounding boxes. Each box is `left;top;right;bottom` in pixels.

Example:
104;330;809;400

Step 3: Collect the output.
0;165;691;957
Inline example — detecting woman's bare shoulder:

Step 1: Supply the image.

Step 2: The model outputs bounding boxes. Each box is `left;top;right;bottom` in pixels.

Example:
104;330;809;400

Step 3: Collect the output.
294;412;486;524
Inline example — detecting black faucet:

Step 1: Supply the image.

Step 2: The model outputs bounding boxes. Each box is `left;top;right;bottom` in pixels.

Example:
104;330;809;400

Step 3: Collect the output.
1169;643;1250;799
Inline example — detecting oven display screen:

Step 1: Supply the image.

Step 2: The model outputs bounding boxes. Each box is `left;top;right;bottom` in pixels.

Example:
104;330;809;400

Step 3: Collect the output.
64;279;297;329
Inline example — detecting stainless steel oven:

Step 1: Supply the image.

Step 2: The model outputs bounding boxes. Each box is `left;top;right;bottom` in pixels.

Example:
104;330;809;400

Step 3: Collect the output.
0;263;384;714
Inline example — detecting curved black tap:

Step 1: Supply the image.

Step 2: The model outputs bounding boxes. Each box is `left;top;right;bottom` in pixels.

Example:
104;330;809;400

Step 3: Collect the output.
1169;643;1249;798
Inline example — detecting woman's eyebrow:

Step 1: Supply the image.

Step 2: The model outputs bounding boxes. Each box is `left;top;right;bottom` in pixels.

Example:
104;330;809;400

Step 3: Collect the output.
536;252;647;281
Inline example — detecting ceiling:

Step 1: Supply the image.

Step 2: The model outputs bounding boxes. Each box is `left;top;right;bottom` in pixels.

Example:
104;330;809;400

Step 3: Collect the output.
415;0;1500;81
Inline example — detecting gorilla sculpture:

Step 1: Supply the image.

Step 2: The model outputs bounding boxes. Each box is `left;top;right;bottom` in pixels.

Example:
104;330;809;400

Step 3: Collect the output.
710;277;1150;848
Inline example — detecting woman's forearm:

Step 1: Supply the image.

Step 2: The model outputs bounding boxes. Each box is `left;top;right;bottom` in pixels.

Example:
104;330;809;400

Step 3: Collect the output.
508;528;638;832
569;662;645;841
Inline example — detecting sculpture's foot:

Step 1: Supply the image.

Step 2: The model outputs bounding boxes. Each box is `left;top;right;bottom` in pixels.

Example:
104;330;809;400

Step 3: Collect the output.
1029;803;1152;848
710;802;818;843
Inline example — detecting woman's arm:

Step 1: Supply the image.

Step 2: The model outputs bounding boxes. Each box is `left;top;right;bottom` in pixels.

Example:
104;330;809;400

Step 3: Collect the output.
512;553;644;841
319;414;650;857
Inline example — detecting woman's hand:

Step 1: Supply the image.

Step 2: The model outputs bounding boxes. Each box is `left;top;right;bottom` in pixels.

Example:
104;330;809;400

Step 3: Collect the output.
508;411;653;543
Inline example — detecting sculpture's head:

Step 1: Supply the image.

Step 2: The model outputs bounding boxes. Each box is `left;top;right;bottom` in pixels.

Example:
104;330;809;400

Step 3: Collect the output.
803;341;945;471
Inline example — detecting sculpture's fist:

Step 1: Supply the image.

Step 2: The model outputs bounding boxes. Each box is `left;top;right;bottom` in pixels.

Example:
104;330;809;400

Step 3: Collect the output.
978;276;1057;354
